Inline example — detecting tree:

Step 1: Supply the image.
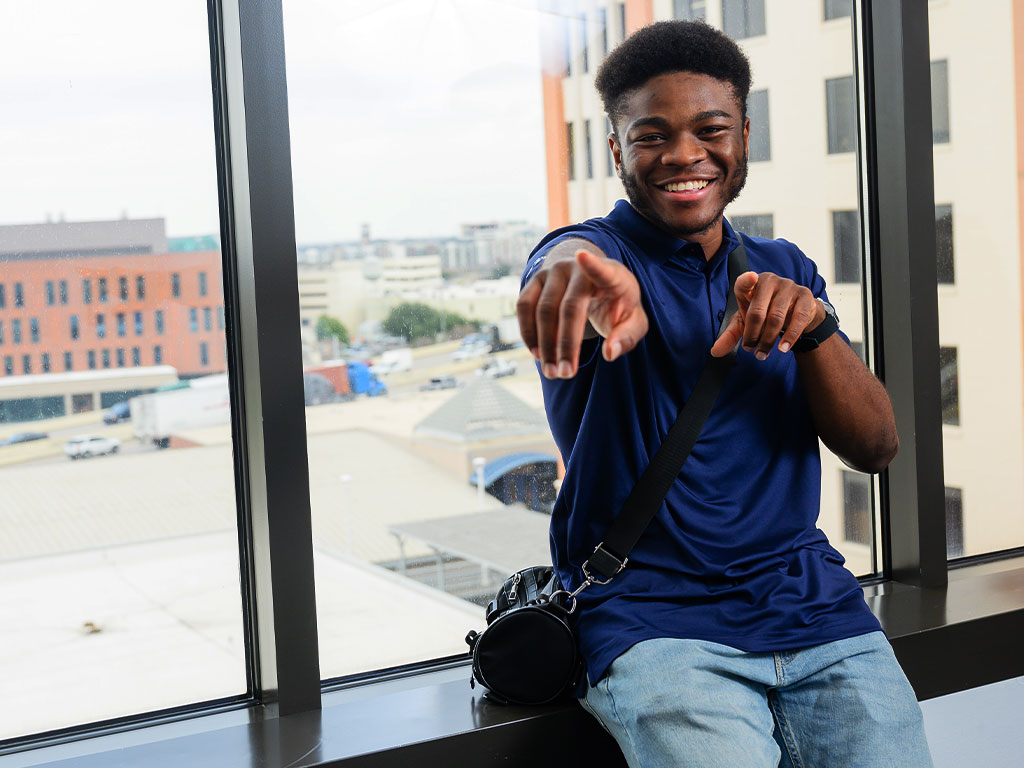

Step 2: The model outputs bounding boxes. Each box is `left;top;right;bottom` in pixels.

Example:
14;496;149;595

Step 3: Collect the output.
381;302;475;342
315;315;349;345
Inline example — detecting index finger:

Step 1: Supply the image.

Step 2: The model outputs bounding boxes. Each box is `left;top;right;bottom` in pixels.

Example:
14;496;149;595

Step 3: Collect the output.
516;273;545;359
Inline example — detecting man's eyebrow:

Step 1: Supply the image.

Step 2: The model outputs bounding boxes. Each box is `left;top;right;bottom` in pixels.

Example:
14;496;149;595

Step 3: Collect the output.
694;109;736;121
626;116;671;133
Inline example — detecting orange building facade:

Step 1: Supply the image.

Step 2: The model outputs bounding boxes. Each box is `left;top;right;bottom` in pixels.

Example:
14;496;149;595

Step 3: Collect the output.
0;250;227;380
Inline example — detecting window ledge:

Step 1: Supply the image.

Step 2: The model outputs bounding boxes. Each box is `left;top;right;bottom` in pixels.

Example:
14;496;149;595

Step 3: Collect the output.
7;558;1024;768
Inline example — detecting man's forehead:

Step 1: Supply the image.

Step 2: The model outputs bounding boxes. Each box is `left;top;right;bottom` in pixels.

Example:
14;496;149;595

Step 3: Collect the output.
622;71;742;117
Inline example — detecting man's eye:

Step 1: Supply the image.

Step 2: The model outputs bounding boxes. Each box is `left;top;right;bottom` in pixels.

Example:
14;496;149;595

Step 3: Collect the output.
700;125;729;136
635;134;663;143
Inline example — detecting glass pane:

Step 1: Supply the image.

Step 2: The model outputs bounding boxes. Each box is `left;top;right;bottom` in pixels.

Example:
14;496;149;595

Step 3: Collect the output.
929;0;1024;558
0;1;245;739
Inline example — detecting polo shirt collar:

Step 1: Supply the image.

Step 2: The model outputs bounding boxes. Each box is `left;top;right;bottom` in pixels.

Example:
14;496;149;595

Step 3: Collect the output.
606;199;741;269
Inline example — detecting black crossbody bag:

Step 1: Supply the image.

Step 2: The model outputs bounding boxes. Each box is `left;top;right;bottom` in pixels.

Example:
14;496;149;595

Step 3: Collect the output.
465;242;749;705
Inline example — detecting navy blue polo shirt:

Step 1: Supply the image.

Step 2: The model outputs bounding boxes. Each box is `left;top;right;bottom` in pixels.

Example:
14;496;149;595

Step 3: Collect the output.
523;200;880;687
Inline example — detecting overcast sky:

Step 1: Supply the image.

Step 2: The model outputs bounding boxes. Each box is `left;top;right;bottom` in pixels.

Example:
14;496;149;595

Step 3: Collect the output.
0;0;552;243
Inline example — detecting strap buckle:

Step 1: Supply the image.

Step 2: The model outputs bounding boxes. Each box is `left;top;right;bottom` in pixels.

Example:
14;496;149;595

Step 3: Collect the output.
581;542;628;585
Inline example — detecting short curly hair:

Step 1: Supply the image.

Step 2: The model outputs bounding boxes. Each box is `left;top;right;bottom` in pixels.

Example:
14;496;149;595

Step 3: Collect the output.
595;21;752;133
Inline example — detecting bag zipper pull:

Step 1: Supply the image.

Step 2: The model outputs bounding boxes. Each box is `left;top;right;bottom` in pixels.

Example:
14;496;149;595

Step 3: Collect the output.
507;572;522;603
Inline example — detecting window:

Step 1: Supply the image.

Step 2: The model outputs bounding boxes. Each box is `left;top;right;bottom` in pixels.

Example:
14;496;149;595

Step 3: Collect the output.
945;487;964;558
832;209;861;283
563;18;571;77
3;355;11;376
153;344;162;365
70;315;80;341
584;119;594;179
172;272;181;297
119;276;129;301
729;214;774;240
82;278;92;304
59;279;68;304
722;0;765;39
747;89;770;162
0;320;4;344
134;311;143;335
46;280;55;306
96;313;106;339
618;2;626;43
41;352;50;373
217;306;225;330
931;60;950;143
599;8;608;58
15;281;24;307
199;271;208;297
132;347;141;367
842;471;872;545
136;275;145;300
87;350;96;370
116;312;126;337
101;349;110;369
200;341;209;367
64;352;73;371
30;317;39;343
22;354;31;374
12;319;22;344
155;309;165;335
567;122;575;181
824;0;852;20
98;277;108;303
939;346;959;426
580;13;588;74
204;307;212;331
0;283;5;308
935;204;954;284
826;75;856;154
674;0;707;21
190;307;199;332
116;348;125;368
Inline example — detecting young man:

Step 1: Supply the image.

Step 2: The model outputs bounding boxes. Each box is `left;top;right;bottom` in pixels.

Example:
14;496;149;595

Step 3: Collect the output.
517;21;933;767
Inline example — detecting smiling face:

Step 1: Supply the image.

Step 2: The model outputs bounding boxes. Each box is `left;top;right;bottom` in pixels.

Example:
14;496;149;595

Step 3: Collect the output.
611;71;750;257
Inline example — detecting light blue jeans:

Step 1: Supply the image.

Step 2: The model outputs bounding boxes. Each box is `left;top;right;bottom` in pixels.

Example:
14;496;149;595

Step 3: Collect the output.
580;631;933;768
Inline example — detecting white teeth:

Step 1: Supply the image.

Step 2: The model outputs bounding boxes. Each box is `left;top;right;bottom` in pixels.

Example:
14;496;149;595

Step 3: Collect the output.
664;180;710;192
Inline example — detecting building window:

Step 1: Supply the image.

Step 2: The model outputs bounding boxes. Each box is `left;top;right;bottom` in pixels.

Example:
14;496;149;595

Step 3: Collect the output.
824;0;852;20
134;311;143;335
617;2;626;42
599;8;608;58
580;13;588;74
172;273;182;297
12;319;22;344
87;350;96;370
199;271;208;297
826;75;856;154
722;0;765;40
217;306;225;330
59;279;68;305
15;282;24;307
730;214;774;240
945;487;964;558
82;278;92;304
46;281;55;306
132;346;141;367
935;204;954;284
64;351;73;371
116;348;125;368
96;313;106;339
931;60;950;144
136;275;146;300
119;276;129;301
0;283;5;308
567;122;576;181
155;309;165;335
584;119;594;179
70;315;80;340
41;353;50;373
842;471;872;545
940;346;959;426
101;349;111;369
153;345;163;365
0;320;4;344
674;0;707;21
832;209;861;284
22;354;31;374
30;318;39;343
190;308;199;333
200;341;209;366
3;355;11;376
204;307;212;331
98;277;108;303
747;89;770;162
117;312;127;337
563;18;571;77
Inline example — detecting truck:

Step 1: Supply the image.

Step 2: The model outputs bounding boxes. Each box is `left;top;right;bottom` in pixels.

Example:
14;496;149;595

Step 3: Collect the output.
487;317;524;353
346;361;388;397
131;374;231;448
370;347;413;376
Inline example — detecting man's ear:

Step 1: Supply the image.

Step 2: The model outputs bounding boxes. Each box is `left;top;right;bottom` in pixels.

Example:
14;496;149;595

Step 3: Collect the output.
609;133;623;177
742;115;750;157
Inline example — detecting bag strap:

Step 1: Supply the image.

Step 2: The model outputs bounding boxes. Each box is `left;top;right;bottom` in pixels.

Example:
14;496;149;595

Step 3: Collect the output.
582;241;749;584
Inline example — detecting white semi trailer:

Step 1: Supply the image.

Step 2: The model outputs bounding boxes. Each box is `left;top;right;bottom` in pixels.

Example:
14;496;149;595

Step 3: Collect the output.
130;375;231;448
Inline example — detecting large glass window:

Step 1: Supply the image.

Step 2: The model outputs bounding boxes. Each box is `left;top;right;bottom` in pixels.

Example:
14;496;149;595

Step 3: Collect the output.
826;75;856;154
730;213;774;240
832;209;861;284
931;59;950;144
722;0;765;39
0;0;244;739
935;203;954;284
674;0;707;21
747;89;771;162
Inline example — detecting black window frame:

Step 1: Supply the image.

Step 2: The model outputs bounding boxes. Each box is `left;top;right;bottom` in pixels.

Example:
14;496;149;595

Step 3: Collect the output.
5;2;1024;764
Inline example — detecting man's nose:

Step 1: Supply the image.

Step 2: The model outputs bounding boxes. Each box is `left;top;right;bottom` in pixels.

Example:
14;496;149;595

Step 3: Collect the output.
660;133;706;165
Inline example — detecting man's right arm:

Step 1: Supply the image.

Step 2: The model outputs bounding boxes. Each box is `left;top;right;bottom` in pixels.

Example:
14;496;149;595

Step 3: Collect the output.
517;237;648;379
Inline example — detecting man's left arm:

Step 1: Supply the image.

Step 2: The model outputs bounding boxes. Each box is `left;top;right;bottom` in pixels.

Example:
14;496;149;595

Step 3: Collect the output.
711;271;898;474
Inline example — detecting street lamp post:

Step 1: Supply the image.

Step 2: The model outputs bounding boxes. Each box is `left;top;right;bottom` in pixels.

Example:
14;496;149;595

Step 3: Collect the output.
472;456;486;510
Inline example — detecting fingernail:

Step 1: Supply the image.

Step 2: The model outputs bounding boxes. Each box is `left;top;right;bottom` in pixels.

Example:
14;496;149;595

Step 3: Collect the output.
609;340;622;360
779;342;790;353
530;347;540;360
543;363;557;378
755;351;767;361
557;360;572;378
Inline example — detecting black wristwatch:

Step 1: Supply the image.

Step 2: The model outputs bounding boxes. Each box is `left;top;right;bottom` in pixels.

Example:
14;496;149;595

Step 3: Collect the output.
792;298;839;352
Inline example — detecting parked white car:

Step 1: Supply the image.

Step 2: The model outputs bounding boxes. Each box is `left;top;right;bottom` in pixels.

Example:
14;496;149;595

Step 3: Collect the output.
65;435;121;459
477;357;518;379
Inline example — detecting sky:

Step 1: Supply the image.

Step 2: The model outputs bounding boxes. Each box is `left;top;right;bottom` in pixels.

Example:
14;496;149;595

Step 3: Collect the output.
0;0;554;243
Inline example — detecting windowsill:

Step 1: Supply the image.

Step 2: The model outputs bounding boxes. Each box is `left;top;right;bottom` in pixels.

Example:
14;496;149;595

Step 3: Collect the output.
6;557;1024;768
